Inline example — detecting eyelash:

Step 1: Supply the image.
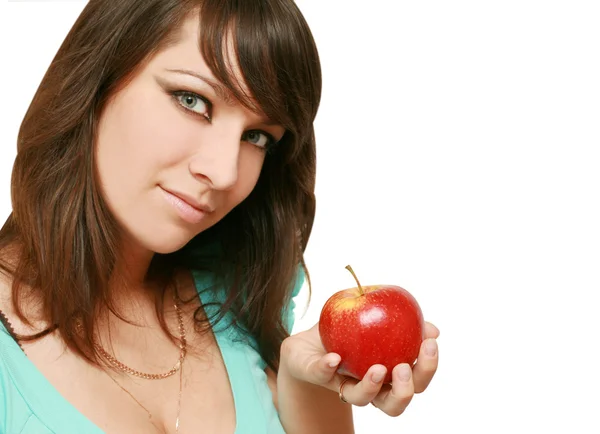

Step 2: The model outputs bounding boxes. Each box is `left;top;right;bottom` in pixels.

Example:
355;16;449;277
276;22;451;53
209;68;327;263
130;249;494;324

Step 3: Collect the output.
169;90;278;150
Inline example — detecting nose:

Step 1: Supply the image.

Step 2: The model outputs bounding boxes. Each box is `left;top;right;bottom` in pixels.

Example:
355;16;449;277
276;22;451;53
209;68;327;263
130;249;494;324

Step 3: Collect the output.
188;124;241;191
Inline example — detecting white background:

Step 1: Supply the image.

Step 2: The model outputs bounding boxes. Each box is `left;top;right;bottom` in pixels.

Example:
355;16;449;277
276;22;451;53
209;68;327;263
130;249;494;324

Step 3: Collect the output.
1;1;599;433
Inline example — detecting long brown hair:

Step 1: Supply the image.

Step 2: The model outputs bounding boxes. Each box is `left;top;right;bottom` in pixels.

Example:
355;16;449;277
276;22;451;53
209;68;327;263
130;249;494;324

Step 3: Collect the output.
0;0;320;372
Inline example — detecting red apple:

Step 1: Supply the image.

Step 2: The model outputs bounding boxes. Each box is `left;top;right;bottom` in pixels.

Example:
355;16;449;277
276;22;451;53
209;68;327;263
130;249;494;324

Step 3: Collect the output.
319;265;425;384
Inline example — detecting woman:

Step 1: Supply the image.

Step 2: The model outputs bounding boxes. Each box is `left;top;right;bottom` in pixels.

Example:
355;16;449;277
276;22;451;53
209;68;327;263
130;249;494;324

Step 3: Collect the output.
0;0;440;433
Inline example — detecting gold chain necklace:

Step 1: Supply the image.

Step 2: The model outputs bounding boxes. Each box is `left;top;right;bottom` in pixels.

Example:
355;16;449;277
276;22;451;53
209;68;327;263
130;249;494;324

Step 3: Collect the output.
96;291;187;433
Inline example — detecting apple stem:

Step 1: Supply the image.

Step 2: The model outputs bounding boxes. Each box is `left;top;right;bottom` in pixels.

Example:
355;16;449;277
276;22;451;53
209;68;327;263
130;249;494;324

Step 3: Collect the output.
345;265;365;296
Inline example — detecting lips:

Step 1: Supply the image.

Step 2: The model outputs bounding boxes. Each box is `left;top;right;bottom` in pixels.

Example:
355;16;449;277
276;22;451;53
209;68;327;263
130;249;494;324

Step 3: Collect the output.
161;187;214;213
160;187;213;225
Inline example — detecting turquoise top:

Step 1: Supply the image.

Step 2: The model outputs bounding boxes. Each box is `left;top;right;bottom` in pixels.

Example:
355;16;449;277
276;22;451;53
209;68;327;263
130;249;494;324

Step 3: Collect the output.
0;267;304;434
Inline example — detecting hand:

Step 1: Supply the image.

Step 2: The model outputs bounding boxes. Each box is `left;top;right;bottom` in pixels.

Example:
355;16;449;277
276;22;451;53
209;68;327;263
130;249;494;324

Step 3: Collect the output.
280;321;440;417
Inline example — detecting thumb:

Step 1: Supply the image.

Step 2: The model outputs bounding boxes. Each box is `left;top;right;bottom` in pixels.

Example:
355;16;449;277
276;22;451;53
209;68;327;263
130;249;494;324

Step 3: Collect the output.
306;353;342;385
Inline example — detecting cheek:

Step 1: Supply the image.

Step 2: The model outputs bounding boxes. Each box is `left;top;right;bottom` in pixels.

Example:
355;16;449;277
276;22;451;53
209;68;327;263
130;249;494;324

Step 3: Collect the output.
96;87;195;191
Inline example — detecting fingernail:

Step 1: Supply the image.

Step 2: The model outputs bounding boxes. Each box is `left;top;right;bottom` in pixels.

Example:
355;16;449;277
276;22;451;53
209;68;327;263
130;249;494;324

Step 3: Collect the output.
397;364;412;382
371;369;385;383
328;358;341;368
425;339;437;357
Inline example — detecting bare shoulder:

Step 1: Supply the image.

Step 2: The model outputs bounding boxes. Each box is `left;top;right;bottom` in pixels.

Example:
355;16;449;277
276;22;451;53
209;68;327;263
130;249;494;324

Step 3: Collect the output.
0;268;21;337
0;267;13;316
0;267;46;337
0;247;20;320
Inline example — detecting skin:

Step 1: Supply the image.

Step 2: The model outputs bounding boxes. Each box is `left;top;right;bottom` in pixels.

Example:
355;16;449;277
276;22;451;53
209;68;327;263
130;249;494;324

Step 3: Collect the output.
96;18;285;287
95;10;293;430
0;11;440;434
1;14;285;434
279;321;439;423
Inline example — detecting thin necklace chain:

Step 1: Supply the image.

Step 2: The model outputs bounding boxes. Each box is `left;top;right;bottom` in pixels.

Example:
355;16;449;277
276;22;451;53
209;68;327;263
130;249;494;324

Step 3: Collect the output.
104;361;185;433
96;290;187;433
95;293;187;379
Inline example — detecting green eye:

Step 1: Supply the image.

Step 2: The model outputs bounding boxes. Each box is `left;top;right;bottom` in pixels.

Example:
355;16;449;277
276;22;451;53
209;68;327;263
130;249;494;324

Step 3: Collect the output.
177;93;208;114
171;91;212;121
244;131;270;147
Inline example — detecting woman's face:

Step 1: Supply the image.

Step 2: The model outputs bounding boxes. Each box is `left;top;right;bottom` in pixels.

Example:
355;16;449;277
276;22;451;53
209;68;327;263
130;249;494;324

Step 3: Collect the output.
95;16;284;255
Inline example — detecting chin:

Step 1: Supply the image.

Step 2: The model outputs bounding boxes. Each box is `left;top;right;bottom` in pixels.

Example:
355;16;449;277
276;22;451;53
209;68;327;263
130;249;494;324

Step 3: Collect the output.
128;225;197;255
145;220;222;255
120;208;221;256
150;239;192;255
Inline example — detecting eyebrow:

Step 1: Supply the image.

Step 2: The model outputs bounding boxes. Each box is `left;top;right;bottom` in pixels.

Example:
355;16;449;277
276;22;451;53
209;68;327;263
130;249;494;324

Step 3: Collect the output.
164;68;279;127
165;68;234;103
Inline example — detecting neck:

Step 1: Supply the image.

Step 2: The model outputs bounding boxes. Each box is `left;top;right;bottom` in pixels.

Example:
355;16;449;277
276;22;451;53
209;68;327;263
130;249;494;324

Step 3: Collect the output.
99;240;162;329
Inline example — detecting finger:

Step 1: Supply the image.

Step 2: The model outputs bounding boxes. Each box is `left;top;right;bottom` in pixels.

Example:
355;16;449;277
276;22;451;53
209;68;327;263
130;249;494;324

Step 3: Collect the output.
338;365;387;407
413;338;438;393
424;321;440;339
305;352;341;385
371;363;414;417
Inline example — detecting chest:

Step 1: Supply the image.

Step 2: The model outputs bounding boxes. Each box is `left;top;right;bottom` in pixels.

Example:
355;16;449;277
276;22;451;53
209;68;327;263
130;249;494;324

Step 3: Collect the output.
21;329;237;434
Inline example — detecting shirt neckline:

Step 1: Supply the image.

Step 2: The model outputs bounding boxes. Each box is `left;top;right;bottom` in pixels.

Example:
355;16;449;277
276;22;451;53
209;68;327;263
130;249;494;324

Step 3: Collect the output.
0;270;245;433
